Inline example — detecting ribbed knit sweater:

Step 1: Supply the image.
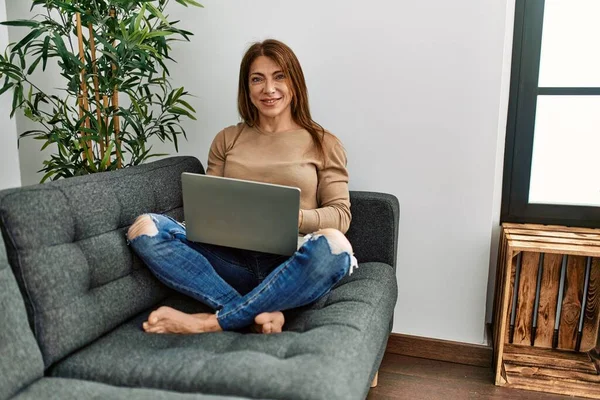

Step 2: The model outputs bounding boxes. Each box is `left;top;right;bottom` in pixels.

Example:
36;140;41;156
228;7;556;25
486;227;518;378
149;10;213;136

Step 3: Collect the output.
206;123;351;234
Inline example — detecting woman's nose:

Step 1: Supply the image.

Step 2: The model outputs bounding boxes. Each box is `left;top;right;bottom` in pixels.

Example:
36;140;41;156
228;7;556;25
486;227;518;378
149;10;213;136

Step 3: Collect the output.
263;80;276;94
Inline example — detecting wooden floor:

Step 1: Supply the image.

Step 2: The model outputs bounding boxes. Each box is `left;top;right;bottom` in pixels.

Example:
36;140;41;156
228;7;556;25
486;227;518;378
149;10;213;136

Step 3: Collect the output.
367;353;589;400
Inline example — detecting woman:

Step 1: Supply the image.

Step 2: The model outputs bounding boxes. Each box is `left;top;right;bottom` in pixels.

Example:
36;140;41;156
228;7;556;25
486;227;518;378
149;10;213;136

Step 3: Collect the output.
127;39;355;334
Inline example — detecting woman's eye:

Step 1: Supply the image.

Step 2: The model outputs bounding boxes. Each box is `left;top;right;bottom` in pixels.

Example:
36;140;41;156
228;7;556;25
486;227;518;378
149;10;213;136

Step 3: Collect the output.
251;77;262;83
275;74;285;80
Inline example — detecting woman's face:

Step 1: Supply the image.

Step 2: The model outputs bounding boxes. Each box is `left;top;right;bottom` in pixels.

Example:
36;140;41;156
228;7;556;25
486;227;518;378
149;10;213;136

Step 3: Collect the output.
248;56;293;122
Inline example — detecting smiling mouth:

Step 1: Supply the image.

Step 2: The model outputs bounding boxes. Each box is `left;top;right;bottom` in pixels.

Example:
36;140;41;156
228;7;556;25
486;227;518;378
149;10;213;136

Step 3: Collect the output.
261;98;281;105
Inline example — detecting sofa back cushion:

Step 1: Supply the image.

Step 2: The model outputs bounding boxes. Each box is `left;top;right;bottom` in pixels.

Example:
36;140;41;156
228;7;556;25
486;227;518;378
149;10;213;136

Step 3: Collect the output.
0;157;203;367
0;236;44;400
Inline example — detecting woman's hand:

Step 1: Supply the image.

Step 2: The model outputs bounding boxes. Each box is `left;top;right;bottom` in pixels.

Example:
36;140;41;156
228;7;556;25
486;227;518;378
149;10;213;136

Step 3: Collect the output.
298;210;303;228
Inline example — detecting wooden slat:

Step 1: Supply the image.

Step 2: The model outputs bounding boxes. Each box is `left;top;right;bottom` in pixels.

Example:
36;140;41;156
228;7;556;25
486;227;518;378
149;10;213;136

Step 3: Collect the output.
506;233;600;248
503;222;600;235
504;363;600;383
513;252;540;345
590;348;600;373
503;344;596;373
505;372;600;399
493;229;508;359
506;228;600;242
505;252;518;342
558;256;586;350
511;241;600;258
495;246;517;384
580;257;600;352
533;253;562;348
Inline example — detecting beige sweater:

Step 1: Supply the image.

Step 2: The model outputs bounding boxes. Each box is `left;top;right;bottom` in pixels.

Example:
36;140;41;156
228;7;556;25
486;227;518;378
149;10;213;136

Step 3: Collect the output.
206;123;351;234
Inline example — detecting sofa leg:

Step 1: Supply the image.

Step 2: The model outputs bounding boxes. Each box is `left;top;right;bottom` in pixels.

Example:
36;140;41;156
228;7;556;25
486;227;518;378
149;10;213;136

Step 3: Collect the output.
370;371;379;388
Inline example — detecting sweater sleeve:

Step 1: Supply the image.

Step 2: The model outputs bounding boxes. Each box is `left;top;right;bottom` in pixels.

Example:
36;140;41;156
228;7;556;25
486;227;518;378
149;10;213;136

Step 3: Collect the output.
300;139;352;234
206;129;226;177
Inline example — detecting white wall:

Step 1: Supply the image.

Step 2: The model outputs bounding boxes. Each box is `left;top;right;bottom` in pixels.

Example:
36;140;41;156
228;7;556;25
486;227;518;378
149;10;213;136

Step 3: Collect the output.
0;0;21;190
485;0;517;329
5;1;60;187
7;0;514;344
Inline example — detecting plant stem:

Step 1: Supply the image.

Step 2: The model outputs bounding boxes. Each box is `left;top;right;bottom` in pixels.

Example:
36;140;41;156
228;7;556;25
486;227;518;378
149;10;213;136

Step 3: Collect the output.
109;7;122;168
58;11;75;54
102;94;111;166
88;22;105;162
76;12;94;162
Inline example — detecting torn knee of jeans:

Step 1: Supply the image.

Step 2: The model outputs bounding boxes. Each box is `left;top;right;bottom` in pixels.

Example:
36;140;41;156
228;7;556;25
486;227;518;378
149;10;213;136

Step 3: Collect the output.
127;214;159;241
313;228;359;275
314;228;353;256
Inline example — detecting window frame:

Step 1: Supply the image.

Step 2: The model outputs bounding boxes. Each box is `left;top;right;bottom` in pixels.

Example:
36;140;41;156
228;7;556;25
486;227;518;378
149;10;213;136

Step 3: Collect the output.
501;0;600;228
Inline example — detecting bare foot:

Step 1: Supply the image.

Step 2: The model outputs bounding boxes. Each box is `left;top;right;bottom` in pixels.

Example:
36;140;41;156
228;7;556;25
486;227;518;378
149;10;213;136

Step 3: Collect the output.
252;311;285;334
142;306;222;334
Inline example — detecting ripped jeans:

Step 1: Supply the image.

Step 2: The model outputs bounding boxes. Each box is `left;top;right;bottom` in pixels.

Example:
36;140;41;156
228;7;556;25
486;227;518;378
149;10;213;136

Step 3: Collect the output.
127;213;355;330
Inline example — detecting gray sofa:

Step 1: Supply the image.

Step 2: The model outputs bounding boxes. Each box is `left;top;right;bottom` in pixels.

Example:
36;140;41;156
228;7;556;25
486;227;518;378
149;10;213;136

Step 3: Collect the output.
0;156;399;400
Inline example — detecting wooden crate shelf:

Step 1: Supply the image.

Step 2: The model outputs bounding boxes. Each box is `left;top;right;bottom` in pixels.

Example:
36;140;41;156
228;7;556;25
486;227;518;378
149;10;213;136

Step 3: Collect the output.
493;223;600;398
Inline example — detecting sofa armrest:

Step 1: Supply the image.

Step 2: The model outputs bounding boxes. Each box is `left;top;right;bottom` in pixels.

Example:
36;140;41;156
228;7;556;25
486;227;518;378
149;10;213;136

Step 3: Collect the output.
346;191;399;271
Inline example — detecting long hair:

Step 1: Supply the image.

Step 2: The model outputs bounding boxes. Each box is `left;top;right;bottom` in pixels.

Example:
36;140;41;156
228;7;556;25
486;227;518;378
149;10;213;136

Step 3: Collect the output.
238;39;325;159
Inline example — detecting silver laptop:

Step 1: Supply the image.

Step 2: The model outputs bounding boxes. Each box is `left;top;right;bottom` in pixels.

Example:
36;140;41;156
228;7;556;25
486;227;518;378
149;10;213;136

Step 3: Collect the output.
181;172;301;256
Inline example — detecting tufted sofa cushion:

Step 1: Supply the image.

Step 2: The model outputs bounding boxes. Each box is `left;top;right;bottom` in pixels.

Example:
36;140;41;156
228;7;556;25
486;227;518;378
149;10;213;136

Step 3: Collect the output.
49;262;397;400
0;157;203;367
12;379;247;400
0;232;250;400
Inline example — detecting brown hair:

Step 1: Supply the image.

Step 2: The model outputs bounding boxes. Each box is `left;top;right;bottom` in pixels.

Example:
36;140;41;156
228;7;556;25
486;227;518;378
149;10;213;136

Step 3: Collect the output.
238;39;325;159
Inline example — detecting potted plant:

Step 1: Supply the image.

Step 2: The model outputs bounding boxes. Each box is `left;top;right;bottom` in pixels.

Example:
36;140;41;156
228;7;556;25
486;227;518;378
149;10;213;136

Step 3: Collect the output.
0;0;201;182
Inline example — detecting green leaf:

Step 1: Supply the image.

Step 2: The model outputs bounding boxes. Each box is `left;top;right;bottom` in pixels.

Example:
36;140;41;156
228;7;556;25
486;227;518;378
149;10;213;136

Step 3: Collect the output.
51;33;69;63
53;1;85;14
0;82;14;96
41;36;50;70
167;123;178;151
100;141;114;170
40;170;57;183
145;153;169;158
12;28;44;53
176;98;195;112
0;20;40;28
137;44;159;56
10;83;21;117
185;0;204;7
145;31;172;39
175;0;204;7
146;3;169;25
27;55;43;75
19;129;46;138
94;35;117;53
168;106;196;120
135;4;147;31
99;49;118;62
2;71;23;81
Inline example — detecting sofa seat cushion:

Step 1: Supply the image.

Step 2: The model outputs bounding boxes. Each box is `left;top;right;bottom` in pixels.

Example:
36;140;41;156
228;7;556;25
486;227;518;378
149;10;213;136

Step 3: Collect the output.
50;263;397;400
13;378;246;400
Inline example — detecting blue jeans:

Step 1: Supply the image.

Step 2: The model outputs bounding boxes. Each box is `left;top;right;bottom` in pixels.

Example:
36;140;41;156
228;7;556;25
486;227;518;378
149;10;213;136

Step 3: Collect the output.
128;214;352;330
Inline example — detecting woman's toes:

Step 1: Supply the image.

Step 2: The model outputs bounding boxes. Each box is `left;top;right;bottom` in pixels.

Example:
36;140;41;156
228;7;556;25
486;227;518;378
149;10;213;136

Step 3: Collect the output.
254;311;285;334
262;323;273;334
148;306;174;325
254;312;271;326
148;312;159;325
146;324;165;334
